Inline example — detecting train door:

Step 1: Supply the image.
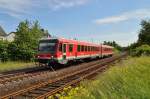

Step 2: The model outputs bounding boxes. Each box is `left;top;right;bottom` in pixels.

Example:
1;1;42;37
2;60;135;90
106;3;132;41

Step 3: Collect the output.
62;44;67;60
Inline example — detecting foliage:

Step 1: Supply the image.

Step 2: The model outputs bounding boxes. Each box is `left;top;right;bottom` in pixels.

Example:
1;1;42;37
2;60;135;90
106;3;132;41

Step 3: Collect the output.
48;86;84;99
56;56;150;99
103;41;122;51
0;40;9;62
138;20;150;45
131;44;150;57
0;20;47;62
127;20;150;53
13;20;44;61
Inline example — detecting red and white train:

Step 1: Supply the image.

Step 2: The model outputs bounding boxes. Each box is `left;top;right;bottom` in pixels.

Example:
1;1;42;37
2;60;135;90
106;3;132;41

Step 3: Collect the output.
36;37;114;65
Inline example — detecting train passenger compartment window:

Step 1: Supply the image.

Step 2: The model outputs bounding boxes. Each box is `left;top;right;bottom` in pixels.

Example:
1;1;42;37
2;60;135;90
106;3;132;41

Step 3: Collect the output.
81;45;84;52
91;46;92;51
59;43;62;52
85;46;87;52
97;47;99;51
92;47;94;51
77;45;81;52
63;44;66;53
104;48;108;51
69;44;73;52
88;46;90;52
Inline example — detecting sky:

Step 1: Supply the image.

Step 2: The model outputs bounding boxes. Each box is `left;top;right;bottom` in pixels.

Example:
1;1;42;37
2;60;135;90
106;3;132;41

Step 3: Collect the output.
0;0;150;46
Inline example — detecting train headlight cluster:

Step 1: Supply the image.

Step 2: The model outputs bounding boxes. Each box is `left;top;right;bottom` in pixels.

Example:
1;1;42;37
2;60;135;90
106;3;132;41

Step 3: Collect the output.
51;56;54;59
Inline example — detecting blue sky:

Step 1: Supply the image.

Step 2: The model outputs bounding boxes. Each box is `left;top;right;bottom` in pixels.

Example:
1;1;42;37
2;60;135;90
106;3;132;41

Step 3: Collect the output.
0;0;150;46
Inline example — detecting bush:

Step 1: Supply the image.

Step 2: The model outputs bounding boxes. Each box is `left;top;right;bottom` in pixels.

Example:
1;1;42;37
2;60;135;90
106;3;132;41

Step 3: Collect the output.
131;44;150;56
0;20;45;62
0;40;36;62
0;40;9;62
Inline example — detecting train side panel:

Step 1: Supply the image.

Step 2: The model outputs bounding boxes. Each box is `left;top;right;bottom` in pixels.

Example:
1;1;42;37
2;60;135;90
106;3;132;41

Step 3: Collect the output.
36;38;114;65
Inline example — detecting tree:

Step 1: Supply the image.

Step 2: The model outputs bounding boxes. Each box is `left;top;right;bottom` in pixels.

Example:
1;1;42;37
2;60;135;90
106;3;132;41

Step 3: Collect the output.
14;20;45;61
131;44;150;56
138;20;150;45
0;40;9;62
103;41;122;51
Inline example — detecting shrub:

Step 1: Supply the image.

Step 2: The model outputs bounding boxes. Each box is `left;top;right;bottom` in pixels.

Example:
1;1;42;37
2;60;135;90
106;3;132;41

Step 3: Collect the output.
0;40;9;62
131;44;150;56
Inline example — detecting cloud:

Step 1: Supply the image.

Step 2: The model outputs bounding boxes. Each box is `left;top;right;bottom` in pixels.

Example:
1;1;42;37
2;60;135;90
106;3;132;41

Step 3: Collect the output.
94;9;150;25
0;0;41;18
48;0;89;10
0;0;89;18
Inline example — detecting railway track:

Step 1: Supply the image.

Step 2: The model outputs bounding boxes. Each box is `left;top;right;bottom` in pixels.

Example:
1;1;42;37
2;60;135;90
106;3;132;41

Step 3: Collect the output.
0;58;103;84
0;66;52;84
0;53;127;99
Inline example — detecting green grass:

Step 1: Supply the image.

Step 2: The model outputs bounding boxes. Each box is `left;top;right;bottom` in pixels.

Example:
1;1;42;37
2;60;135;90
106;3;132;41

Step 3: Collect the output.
0;62;35;72
52;56;150;99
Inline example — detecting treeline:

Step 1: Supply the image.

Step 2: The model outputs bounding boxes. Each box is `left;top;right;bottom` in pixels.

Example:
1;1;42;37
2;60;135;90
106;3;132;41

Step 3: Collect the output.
103;41;123;51
127;20;150;56
0;20;47;62
103;19;150;56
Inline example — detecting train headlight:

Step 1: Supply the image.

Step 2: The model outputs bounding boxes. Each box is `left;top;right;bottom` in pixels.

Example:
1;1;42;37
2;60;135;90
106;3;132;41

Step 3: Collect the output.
51;56;54;59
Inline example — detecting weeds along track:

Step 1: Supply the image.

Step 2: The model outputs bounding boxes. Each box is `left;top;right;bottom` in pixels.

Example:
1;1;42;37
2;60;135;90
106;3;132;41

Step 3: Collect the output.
0;53;127;99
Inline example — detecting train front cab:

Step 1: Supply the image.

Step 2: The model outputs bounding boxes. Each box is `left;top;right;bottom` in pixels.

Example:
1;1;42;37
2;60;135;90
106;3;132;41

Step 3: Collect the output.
37;39;72;65
36;39;59;65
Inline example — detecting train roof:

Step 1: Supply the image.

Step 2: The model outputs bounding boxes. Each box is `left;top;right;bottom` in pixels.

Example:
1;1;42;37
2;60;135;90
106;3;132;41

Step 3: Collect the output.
102;45;114;48
40;37;113;49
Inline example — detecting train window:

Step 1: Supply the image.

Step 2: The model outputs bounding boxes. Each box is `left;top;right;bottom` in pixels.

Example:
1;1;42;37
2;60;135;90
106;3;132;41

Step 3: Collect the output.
63;44;66;53
88;46;90;51
77;45;81;52
85;46;87;52
77;45;80;52
89;46;91;51
97;47;99;51
69;44;73;52
59;43;62;52
104;48;108;51
81;45;84;52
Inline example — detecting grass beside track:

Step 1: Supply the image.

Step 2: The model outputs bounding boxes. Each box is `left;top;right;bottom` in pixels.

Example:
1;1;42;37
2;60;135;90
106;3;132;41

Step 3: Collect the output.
0;62;35;72
51;56;150;99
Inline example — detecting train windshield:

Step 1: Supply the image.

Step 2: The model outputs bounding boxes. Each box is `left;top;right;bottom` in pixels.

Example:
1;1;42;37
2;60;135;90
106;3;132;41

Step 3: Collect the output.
38;39;58;53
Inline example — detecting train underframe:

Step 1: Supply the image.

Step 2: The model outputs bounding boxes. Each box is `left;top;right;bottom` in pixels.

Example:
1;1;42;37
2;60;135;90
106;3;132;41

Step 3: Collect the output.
36;54;113;67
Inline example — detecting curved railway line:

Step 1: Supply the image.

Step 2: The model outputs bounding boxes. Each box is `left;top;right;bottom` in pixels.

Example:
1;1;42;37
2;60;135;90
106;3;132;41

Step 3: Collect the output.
0;53;127;99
